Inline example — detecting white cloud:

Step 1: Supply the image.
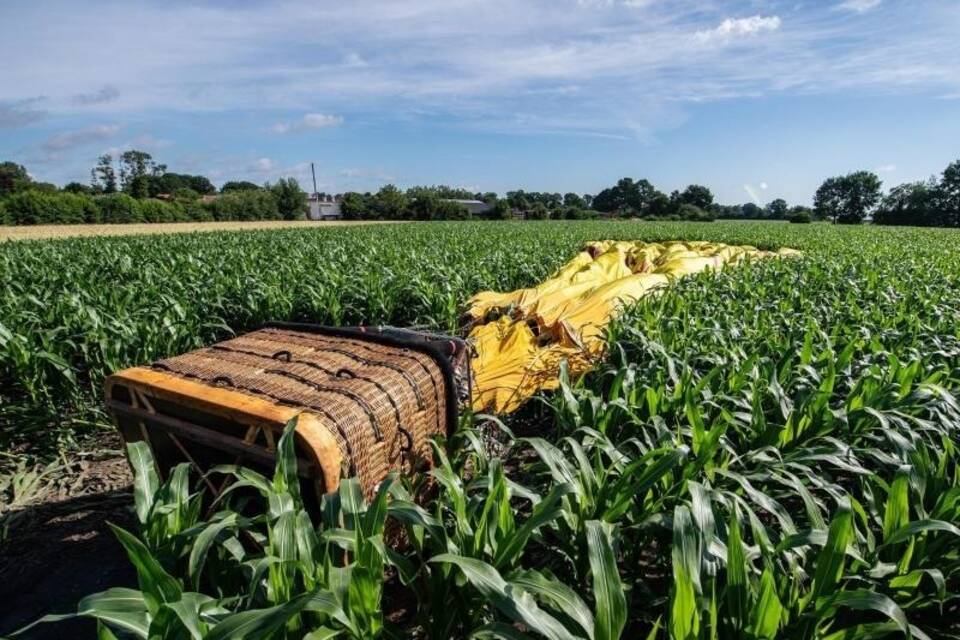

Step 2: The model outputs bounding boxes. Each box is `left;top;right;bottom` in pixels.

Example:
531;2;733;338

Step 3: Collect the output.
271;113;343;134
695;15;781;42
253;157;277;173
875;163;897;173
343;52;368;67
834;0;882;13
42;123;122;151
302;113;343;128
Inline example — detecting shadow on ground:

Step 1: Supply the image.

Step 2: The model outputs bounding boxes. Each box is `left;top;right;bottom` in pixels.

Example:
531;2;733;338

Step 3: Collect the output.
0;487;136;639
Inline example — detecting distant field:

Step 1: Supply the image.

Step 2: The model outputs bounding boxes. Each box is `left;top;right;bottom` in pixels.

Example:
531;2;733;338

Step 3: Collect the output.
0;219;400;241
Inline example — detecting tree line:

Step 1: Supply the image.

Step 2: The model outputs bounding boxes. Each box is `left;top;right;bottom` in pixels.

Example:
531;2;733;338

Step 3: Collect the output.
339;185;483;221
799;159;960;226
583;178;824;223
2;153;959;227
336;186;605;221
0;151;307;225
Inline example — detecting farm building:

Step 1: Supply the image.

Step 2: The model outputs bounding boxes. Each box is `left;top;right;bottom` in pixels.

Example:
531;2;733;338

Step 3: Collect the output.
443;199;494;216
308;193;342;220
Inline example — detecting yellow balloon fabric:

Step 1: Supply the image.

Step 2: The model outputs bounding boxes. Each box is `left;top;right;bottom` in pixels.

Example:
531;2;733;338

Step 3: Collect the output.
467;240;798;414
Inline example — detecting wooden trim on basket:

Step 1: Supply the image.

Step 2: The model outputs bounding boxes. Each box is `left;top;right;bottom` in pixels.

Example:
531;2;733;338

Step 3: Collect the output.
294;412;343;494
108;366;301;428
106;366;344;493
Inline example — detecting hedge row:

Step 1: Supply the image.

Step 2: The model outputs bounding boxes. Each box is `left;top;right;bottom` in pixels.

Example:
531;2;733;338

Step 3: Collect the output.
0;190;296;226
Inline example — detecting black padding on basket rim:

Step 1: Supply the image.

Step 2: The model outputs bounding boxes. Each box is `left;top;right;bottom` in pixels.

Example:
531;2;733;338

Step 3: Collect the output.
263;322;459;435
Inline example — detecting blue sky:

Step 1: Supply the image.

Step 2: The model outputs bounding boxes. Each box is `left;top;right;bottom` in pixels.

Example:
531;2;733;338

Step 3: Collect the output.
1;0;958;205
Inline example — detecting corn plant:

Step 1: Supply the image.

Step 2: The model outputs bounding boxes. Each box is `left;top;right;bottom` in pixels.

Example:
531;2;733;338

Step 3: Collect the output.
18;419;401;639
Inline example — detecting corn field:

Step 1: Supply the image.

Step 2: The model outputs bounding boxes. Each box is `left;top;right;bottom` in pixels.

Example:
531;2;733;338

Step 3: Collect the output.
5;220;960;638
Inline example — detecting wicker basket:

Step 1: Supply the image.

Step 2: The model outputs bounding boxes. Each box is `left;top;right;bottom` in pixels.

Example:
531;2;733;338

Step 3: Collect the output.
105;323;464;500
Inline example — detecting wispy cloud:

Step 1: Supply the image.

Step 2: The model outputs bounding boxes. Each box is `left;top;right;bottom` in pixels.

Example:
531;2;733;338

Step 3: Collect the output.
72;85;120;105
252;157;277;173
339;168;398;185
342;52;368;67
875;163;897;173
271;113;343;134
695;15;781;42
834;0;882;14
0;100;46;128
42;123;122;151
124;134;173;152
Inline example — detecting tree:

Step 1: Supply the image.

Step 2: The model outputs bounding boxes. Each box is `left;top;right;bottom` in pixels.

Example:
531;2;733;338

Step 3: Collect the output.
0;161;31;197
96;193;144;224
221;181;261;193
172;188;200;202
592;178;631;213
119;150;158;199
4;191;98;224
409;191;441;220
139;199;179;223
542;192;563;210
677;204;713;221
270;178;307;220
370;184;409;220
592;178;666;217
63;181;93;195
814;171;882;224
563;192;585;209
30;182;59;193
561;206;592;220
340;192;371;220
209;190;279;221
434;199;469;220
505;190;531;211
813;177;843;223
765;198;788;220
147;172;216;197
526;202;550;220
675;184;714;211
188;175;216;195
648;191;671;217
492;199;512;220
874;181;937;226
91;154;118;194
938;159;960;227
628;179;662;216
432;185;475;200
740;202;763;219
406;190;470;220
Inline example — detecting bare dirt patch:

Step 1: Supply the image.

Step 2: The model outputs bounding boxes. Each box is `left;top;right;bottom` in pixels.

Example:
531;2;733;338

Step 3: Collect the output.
0;456;134;639
0;219;403;242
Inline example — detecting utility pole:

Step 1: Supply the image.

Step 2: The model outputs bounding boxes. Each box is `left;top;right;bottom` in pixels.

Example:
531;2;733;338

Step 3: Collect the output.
310;162;319;197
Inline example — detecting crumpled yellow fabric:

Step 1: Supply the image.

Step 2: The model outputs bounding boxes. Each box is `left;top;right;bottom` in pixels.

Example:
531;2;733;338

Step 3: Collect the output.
468;240;800;414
